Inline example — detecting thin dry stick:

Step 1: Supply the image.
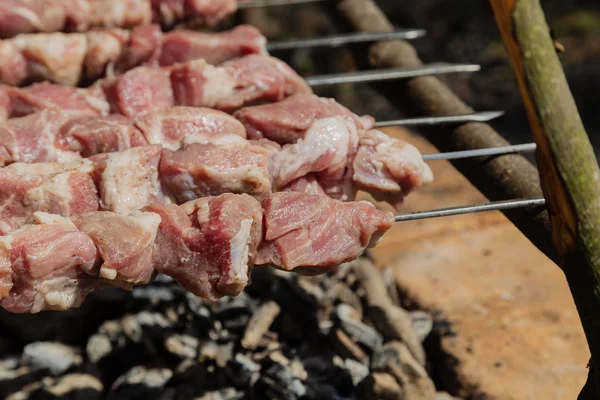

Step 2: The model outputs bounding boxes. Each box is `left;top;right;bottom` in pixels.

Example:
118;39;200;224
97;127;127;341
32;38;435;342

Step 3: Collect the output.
489;0;600;397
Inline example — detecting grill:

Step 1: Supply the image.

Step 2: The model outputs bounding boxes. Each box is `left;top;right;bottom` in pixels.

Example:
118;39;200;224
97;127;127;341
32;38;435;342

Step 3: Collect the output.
0;0;574;399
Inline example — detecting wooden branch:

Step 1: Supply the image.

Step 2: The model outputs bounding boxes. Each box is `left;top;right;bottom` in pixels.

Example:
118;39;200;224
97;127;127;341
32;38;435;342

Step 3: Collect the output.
331;0;557;264
489;0;600;396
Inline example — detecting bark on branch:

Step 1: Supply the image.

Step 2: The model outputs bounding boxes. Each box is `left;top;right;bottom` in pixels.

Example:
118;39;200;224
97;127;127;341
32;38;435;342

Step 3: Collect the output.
489;0;600;397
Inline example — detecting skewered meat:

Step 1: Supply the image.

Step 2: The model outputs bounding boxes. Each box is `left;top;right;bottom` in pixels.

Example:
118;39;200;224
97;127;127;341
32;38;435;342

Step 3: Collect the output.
157;25;266;67
0;25;266;86
0;117;431;232
58;114;149;158
256;192;393;273
0;0;239;39
353;129;434;208
0;106;246;165
134;106;246;150
90;145;167;213
0;93;361;166
0;159;100;234
147;193;263;299
235;93;376;144
0;54;311;121
160;140;273;203
0;192;394;312
0;82;106;121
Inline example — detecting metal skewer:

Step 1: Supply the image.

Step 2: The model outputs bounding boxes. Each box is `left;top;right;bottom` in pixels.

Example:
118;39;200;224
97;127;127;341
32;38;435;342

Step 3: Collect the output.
238;0;332;8
305;63;481;87
395;198;546;222
267;29;426;51
375;111;505;128
422;143;537;161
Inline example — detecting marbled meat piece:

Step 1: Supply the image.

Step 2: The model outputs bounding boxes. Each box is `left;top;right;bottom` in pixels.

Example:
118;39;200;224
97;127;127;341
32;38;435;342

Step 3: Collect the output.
0;160;99;234
134;106;246;151
0;108;83;166
152;0;237;28
58;114;149;158
2;54;308;119
271;116;359;194
147;193;263;299
170;55;311;112
0;192;396;312
255;192;395;273
159;25;266;67
0;0;78;38
159;140;272;203
0;105;244;165
0;209;161;313
352;129;434;208
90;145;166;213
0;82;107;120
100;66;174;117
0;0;151;39
11;32;87;86
87;0;152;30
0;213;99;313
235;93;375;144
111;24;162;75
282;175;327;197
0;40;28;86
83;27;132;81
71;210;160;285
0;24;266;86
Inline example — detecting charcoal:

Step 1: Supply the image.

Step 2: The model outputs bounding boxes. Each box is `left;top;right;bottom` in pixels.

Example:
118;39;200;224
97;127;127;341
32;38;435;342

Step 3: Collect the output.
324;283;362;314
196;388;244;400
334;305;382;352
358;372;403;400
260;363;307;400
410;311;433;343
132;286;176;304
350;259;426;365
22;343;82;376
164;335;199;360
109;367;173;400
241;301;281;350
334;357;369;386
30;373;103;400
120;315;143;343
86;334;112;363
381;267;401;306
0;358;44;399
185;293;212;321
435;392;462;400
133;311;172;329
371;342;436;400
215;343;234;369
225;354;261;388
2;253;436;400
331;329;369;364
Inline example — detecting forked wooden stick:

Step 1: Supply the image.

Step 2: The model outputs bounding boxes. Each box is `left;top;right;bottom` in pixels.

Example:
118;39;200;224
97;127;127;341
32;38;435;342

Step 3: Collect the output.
489;0;600;397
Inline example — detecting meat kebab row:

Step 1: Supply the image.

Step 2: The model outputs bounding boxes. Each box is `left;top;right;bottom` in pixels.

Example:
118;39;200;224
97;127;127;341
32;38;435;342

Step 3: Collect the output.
0;22;434;313
0;0;242;38
0;24;266;86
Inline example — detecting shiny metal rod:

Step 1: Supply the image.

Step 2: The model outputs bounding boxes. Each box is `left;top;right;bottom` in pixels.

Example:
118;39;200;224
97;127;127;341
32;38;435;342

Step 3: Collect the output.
305;63;481;87
238;0;332;8
267;29;426;51
375;111;505;128
395;198;546;222
422;143;537;161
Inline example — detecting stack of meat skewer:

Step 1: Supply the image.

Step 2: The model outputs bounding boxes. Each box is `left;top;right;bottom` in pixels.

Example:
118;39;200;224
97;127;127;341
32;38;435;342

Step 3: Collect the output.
0;9;434;314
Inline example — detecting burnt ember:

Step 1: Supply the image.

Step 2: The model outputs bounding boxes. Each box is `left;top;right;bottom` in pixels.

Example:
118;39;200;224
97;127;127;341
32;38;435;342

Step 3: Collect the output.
0;258;448;399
